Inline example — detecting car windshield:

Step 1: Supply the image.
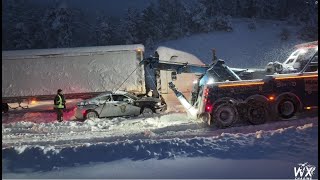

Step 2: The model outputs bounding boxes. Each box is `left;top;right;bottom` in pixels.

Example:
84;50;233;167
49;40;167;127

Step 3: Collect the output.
124;93;139;100
90;93;111;101
296;48;317;63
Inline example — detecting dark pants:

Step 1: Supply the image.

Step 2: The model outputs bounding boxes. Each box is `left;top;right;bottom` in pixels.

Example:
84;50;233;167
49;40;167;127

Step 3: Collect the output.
55;108;63;121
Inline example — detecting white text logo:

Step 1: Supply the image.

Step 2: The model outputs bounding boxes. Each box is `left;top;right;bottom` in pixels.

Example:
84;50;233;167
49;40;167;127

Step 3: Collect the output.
294;162;316;180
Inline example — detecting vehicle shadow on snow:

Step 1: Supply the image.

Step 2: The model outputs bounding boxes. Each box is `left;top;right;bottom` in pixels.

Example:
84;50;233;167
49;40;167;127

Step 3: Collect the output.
2;123;318;173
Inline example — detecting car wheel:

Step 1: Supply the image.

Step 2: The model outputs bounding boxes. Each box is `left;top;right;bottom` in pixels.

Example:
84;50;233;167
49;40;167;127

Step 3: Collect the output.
85;110;99;120
141;107;154;115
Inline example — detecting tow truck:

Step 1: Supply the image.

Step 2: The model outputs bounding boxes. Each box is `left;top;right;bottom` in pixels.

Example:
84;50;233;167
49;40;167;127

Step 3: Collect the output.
141;41;318;128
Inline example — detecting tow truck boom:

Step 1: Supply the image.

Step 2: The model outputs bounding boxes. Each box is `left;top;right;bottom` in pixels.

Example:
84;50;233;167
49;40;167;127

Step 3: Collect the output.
140;56;209;74
140;56;241;82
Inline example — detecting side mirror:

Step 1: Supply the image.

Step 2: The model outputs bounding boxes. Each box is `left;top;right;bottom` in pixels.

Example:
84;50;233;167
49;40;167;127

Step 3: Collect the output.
171;71;177;81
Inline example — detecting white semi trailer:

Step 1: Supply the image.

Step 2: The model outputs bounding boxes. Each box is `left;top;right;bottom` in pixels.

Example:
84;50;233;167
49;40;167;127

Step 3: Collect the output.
2;44;146;112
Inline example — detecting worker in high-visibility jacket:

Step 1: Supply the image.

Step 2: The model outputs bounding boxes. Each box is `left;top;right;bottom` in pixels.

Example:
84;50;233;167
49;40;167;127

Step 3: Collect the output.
54;89;66;122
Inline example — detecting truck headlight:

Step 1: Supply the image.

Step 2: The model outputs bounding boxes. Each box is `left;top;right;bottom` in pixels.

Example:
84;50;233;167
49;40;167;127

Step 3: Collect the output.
156;102;161;106
207;78;215;85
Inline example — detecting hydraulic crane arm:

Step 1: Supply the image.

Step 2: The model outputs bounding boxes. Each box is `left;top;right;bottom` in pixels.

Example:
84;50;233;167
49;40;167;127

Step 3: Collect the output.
140;57;209;74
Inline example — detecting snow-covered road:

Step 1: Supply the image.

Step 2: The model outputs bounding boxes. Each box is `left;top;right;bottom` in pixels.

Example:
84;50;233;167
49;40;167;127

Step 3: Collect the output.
2;98;318;178
2;108;318;174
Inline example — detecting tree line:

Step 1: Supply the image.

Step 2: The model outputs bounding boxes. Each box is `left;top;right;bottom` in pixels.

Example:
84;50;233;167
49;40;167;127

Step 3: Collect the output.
2;0;318;50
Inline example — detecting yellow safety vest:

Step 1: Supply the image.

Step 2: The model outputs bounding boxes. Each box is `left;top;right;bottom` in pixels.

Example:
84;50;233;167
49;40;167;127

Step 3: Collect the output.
55;95;64;109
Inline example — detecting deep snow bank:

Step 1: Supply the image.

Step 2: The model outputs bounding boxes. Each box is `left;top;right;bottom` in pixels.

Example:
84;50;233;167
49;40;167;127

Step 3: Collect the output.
2;120;318;173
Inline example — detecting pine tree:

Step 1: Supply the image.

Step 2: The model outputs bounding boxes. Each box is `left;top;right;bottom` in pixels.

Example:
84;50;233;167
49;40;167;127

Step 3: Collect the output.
93;14;113;46
190;2;210;33
141;3;163;43
120;8;142;44
3;0;41;49
42;1;74;48
199;0;224;17
157;0;190;39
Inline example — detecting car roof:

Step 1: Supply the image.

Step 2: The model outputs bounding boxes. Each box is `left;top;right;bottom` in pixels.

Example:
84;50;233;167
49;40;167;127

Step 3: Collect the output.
97;90;128;97
113;90;128;95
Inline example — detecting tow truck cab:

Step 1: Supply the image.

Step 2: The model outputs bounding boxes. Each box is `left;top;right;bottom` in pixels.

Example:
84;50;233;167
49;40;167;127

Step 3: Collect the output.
193;42;318;128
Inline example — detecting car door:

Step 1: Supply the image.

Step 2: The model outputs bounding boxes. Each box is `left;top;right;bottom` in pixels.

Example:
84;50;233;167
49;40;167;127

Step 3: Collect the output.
122;95;141;116
112;95;141;116
95;95;116;117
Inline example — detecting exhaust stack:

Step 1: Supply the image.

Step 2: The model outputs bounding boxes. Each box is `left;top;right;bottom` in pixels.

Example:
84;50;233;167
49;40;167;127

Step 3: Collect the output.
168;82;198;118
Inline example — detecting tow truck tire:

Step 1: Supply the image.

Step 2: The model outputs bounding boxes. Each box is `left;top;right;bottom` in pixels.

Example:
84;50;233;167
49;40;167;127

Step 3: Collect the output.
246;99;269;125
2;103;9;113
213;102;238;128
277;99;297;119
85;110;99;120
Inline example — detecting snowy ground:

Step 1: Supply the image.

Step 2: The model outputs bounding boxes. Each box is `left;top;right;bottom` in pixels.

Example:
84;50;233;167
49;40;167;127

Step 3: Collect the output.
2;101;318;179
153;18;304;68
2;19;318;179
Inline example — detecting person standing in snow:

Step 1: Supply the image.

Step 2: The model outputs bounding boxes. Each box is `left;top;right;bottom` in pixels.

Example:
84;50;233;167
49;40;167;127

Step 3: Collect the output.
54;89;66;122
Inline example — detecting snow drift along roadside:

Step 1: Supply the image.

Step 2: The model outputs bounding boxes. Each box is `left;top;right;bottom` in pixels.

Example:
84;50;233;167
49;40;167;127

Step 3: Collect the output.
2;122;317;173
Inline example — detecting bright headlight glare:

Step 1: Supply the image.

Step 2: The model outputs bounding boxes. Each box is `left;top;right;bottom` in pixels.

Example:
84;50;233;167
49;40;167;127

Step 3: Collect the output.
299;48;307;55
193;80;198;84
207;78;215;85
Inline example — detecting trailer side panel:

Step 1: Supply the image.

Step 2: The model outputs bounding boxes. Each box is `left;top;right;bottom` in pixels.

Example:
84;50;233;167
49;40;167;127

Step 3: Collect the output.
2;46;145;98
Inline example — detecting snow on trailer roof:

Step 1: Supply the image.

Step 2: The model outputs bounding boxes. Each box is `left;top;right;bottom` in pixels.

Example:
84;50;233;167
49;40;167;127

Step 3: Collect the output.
2;44;145;59
156;46;205;65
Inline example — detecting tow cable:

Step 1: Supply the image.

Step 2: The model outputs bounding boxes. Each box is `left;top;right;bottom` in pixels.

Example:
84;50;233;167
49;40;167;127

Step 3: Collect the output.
96;66;140;118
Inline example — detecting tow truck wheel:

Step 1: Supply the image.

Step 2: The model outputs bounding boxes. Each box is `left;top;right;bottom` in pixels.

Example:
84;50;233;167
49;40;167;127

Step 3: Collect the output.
246;99;269;125
213;102;238;128
85;110;99;120
277;99;296;119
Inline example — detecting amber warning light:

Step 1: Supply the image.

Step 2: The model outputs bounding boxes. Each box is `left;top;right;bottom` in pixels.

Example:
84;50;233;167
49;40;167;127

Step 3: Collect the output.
268;96;275;101
31;100;37;104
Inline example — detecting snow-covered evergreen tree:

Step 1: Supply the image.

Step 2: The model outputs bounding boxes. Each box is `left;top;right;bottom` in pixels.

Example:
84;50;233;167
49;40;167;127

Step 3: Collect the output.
120;8;142;44
3;0;41;49
256;0;281;19
42;1;74;48
199;0;223;17
93;14;113;46
214;15;233;31
158;0;190;39
11;22;32;49
141;3;163;43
